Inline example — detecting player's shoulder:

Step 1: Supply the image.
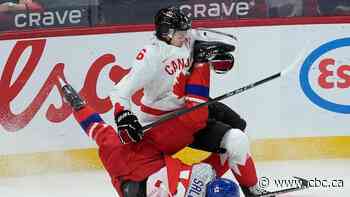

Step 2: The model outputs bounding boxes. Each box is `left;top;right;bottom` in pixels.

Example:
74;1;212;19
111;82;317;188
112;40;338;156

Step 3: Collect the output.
149;39;174;60
133;43;160;63
138;43;158;55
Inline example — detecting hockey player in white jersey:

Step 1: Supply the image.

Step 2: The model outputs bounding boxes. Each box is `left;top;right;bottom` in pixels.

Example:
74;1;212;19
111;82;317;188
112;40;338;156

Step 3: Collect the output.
110;6;270;197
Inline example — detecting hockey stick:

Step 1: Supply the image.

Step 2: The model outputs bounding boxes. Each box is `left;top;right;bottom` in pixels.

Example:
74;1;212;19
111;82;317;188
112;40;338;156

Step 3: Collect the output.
258;176;310;197
140;72;279;132
140;46;307;133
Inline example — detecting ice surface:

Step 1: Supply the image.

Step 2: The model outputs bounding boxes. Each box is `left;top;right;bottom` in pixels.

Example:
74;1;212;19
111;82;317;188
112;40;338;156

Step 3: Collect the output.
0;170;116;197
0;159;348;197
255;159;350;197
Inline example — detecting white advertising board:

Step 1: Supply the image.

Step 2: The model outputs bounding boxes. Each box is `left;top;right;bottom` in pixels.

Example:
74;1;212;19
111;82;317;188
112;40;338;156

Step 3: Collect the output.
1;23;349;155
213;24;350;139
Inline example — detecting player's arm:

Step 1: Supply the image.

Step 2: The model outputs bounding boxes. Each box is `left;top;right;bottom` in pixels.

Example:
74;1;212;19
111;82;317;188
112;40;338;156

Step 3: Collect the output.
109;46;160;143
179;62;211;131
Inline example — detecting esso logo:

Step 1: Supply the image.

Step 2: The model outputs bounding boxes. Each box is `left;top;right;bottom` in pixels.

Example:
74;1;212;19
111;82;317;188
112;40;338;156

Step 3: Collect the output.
299;38;350;114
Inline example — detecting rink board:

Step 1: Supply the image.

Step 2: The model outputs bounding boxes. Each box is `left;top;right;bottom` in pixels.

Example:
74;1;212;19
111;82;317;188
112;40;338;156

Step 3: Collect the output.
1;17;350;176
1;136;350;177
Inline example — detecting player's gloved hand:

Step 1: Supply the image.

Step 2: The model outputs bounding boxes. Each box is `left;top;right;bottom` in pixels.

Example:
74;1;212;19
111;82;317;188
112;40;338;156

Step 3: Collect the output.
193;40;235;63
193;40;235;74
115;110;143;144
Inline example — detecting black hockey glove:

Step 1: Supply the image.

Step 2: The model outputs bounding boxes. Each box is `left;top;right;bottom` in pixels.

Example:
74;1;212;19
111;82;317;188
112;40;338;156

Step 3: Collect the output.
193;40;235;74
115;110;143;144
193;40;235;63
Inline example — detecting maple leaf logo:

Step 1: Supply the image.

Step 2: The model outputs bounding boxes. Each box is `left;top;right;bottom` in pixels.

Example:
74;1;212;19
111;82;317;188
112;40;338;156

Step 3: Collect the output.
172;70;188;99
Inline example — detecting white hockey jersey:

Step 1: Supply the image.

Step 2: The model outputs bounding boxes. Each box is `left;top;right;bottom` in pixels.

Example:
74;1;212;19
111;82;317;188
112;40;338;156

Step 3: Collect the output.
109;29;236;125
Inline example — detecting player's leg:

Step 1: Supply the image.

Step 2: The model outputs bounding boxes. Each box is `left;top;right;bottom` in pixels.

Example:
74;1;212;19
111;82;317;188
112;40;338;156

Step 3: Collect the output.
191;122;258;184
197;126;266;196
61;81;132;195
61;80;164;197
144;113;205;155
189;101;246;153
189;103;267;196
189;119;230;153
205;103;270;196
208;101;247;131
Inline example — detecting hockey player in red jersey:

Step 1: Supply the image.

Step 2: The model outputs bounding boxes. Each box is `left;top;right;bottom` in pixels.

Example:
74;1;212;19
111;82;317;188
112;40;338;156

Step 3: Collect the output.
109;6;270;197
59;79;243;197
60;80;162;196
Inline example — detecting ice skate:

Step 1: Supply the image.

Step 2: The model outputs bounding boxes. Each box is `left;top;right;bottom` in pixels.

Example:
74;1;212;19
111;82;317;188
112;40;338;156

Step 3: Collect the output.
58;78;85;110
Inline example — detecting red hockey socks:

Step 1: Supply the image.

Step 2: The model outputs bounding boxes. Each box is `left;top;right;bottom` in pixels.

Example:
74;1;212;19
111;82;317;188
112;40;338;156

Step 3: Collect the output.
232;155;258;187
203;153;258;187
